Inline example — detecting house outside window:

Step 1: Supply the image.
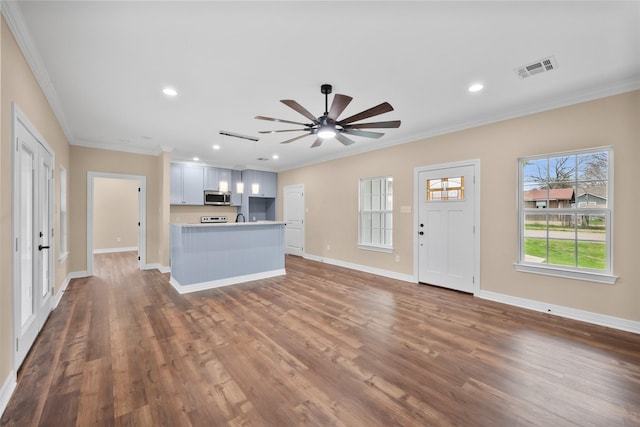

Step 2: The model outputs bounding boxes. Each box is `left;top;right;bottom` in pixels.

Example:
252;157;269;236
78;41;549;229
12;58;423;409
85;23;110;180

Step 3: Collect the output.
359;176;393;252
516;147;615;284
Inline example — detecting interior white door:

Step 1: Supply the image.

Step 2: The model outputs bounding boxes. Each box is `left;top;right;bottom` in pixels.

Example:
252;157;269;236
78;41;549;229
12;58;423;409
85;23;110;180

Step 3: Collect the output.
283;184;305;256
418;165;475;293
14;113;54;369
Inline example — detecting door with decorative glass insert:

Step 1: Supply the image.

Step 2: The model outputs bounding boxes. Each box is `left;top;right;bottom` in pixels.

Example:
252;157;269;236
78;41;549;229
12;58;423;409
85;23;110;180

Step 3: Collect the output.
14;111;54;370
418;165;475;293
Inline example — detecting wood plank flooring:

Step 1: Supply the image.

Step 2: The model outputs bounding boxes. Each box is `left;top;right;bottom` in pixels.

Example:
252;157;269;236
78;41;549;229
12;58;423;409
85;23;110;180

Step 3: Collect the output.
2;252;639;426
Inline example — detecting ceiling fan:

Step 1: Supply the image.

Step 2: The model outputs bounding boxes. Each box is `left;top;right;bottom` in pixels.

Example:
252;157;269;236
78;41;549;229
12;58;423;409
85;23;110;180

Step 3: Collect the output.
256;84;401;148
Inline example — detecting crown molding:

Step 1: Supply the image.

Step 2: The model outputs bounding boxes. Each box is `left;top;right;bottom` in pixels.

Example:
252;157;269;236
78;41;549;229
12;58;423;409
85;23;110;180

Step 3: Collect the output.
72;139;162;157
2;2;75;143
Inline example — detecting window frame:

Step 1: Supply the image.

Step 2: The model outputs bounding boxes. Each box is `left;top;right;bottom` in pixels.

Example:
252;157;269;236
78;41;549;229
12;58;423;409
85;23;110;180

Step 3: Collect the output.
515;147;616;284
358;175;393;253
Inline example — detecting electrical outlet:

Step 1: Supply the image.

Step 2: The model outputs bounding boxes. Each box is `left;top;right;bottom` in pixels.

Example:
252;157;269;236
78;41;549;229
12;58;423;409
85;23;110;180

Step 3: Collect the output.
327;244;331;251
116;237;121;242
395;255;400;263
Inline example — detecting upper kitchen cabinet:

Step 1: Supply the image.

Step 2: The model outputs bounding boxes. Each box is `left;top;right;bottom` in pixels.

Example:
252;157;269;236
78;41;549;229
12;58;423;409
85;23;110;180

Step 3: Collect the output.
204;167;232;192
243;170;277;198
170;163;204;205
230;169;242;206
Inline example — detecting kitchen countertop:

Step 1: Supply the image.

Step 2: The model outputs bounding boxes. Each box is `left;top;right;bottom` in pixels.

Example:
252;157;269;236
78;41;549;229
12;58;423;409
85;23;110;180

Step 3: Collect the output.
172;221;285;227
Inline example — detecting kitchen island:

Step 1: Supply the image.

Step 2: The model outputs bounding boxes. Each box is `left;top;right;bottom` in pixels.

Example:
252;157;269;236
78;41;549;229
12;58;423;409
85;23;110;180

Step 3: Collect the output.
169;221;286;294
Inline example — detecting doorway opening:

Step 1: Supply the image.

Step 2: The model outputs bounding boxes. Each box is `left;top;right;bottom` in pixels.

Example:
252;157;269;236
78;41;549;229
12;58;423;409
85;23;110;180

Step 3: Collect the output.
86;172;146;275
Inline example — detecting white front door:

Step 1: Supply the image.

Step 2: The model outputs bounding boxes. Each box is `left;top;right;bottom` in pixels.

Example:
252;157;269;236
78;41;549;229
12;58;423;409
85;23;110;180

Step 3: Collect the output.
14;110;54;369
283;184;305;256
417;164;476;293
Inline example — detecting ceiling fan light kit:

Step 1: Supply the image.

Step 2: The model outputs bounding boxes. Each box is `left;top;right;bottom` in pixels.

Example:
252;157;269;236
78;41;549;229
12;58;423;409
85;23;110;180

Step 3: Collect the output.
256;84;401;148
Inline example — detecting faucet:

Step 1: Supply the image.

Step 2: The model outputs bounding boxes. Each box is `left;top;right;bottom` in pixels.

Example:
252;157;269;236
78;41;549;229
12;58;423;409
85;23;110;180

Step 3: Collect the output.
235;213;245;223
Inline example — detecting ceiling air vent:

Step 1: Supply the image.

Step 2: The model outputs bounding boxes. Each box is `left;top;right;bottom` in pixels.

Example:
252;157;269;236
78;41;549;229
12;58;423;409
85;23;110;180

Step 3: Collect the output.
515;56;558;79
256;157;270;161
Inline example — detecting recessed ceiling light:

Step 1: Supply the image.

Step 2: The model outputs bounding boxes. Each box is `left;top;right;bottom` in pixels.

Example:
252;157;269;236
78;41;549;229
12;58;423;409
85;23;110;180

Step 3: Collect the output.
272;154;279;160
212;145;220;150
162;87;178;97
468;83;484;93
193;157;199;161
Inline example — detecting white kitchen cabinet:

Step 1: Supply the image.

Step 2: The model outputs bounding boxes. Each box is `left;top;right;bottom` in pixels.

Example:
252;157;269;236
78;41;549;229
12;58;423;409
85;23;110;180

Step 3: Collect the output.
170;163;204;205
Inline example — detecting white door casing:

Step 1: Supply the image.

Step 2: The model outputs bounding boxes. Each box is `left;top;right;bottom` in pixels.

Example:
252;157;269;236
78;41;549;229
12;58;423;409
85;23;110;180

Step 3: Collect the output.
283;184;305;256
415;161;479;294
13;104;55;370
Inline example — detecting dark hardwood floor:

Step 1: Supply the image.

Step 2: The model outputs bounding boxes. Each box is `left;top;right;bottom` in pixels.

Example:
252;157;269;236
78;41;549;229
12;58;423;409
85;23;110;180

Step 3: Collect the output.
2;252;639;426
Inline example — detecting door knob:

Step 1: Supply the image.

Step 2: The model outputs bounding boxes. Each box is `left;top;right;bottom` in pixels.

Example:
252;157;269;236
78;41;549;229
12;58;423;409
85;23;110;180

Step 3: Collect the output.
38;245;50;251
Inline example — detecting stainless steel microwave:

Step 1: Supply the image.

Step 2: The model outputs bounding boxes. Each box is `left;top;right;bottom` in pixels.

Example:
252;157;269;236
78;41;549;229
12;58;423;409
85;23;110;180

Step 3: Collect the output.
204;190;231;205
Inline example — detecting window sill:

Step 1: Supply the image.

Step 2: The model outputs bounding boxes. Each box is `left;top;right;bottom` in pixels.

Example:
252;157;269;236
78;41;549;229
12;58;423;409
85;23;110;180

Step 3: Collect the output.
514;262;617;285
357;244;393;254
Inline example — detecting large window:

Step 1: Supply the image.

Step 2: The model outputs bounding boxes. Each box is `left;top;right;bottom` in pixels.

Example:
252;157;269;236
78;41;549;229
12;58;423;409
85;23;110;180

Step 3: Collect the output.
516;147;615;284
359;176;393;252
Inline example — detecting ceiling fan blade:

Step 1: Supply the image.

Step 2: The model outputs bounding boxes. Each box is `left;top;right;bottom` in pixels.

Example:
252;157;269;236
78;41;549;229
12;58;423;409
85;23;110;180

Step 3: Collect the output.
281;100;319;123
259;129;309;134
335;133;356;146
343;120;401;129
310;138;323;148
280;133;312;144
328;94;353;121
255;115;310;126
342;129;384;139
338;102;394;126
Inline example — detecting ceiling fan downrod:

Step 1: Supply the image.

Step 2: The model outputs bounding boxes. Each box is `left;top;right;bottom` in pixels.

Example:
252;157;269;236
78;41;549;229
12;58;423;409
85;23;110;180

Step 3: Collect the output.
321;84;332;115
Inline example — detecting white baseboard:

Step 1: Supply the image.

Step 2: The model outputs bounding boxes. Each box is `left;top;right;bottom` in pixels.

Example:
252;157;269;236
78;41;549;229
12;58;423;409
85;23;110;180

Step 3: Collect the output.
477;290;640;335
169;269;286;294
93;246;138;254
303;254;416;283
0;371;16;420
142;263;170;273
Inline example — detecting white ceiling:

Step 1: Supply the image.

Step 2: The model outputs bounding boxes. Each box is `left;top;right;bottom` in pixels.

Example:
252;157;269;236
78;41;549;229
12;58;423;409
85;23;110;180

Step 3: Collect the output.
5;1;640;172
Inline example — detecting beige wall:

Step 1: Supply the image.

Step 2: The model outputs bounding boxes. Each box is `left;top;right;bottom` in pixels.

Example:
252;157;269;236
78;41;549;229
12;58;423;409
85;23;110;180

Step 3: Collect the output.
278;90;640;322
69;146;163;272
1;17;71;379
93;177;139;251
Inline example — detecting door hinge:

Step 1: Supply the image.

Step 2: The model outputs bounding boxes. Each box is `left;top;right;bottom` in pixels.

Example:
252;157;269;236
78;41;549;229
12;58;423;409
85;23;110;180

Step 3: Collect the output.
138;221;140;226
138;187;141;192
138;256;141;261
473;175;476;184
16;338;19;351
472;276;475;284
473;225;475;234
16;238;18;252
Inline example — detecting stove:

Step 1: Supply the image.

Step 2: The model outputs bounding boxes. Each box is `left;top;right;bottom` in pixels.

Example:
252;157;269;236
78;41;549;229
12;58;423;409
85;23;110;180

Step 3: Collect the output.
201;216;227;223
